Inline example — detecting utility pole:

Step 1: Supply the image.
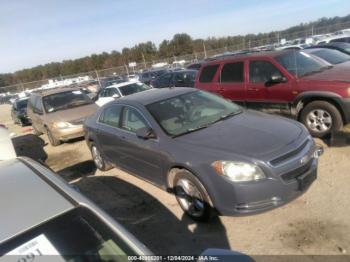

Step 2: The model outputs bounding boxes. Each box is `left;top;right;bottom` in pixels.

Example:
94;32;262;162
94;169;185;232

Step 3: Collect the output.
277;32;280;45
203;41;207;59
95;70;102;89
311;25;314;36
124;64;129;76
141;53;147;70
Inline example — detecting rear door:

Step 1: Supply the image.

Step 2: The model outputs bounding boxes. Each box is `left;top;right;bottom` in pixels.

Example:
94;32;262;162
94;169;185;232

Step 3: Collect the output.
95;104;124;164
156;73;173;88
246;59;291;114
217;61;246;104
195;64;220;94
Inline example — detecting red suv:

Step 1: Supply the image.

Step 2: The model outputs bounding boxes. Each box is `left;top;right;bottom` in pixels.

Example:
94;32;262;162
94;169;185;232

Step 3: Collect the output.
195;50;350;137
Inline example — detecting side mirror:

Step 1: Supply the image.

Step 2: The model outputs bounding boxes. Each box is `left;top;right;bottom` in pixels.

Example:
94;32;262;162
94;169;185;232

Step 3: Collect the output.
112;94;120;98
136;127;156;139
266;75;287;86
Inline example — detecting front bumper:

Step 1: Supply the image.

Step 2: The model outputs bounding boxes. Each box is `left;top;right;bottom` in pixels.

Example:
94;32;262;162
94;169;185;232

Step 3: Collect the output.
206;147;323;216
52;125;85;141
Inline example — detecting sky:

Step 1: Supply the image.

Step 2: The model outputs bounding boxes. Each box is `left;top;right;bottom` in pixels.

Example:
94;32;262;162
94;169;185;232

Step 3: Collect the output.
1;0;350;73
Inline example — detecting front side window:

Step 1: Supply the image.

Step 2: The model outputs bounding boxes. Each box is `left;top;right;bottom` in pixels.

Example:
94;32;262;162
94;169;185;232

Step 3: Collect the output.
220;62;244;83
119;83;151;96
199;64;219;83
275;51;331;77
99;105;122;128
43;90;93;113
249;61;283;83
147;90;241;137
122;107;148;133
0;207;137;260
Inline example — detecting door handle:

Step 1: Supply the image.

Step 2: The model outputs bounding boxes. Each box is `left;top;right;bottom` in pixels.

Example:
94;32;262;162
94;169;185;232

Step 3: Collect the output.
247;88;259;91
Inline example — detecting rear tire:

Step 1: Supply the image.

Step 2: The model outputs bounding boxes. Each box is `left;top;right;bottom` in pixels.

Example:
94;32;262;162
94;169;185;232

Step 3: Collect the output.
90;143;113;171
300;101;343;138
173;169;214;222
47;128;61;146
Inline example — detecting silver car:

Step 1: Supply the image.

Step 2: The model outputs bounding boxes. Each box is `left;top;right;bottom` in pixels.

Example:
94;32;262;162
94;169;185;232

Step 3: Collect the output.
0;157;151;260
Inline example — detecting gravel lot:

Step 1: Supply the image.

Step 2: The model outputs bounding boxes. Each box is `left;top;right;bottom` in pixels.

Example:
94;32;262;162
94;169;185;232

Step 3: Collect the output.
1;103;350;257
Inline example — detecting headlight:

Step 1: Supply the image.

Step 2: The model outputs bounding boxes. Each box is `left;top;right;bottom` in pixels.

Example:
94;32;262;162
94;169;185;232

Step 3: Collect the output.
53;122;73;129
212;161;266;182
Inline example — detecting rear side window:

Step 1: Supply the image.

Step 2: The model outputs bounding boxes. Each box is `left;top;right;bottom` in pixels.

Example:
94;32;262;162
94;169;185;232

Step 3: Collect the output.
199;64;219;83
99;105;122;128
220;62;244;83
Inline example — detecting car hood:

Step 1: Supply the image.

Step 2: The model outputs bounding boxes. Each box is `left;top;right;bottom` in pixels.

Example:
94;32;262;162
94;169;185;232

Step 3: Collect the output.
175;110;304;159
301;62;350;82
45;103;98;123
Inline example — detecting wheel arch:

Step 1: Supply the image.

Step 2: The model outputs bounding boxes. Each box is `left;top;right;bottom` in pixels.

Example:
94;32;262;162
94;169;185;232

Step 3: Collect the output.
166;165;215;208
293;91;346;122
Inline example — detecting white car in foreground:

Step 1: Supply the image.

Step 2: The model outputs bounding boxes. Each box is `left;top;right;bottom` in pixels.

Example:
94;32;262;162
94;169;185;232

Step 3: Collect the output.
95;81;152;107
0;125;16;161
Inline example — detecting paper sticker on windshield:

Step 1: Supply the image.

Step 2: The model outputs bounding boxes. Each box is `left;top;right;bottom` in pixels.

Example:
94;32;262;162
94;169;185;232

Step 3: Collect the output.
2;234;65;261
300;52;311;58
72;90;82;95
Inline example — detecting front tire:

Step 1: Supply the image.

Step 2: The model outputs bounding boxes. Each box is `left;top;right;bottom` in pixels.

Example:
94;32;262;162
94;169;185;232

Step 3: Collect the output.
90;143;113;171
47;128;61;146
300;101;343;138
32;124;42;136
173;170;214;222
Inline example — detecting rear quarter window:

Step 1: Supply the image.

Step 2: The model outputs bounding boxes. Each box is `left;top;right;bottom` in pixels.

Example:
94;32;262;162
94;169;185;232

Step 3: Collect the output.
199;64;219;83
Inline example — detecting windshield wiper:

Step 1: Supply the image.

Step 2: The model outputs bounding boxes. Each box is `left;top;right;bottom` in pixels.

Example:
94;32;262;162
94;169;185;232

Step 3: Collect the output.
172;111;241;138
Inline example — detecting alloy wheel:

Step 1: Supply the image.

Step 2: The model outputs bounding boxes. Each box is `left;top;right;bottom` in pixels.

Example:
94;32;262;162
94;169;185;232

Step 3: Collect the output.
306;109;332;133
175;178;205;218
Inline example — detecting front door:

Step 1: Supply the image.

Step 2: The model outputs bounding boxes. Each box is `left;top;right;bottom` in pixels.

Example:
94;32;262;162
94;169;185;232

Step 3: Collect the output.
118;106;163;185
246;59;291;115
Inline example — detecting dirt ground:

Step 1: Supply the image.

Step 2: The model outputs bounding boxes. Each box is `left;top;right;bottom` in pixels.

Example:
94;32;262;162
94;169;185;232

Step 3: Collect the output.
1;103;350;257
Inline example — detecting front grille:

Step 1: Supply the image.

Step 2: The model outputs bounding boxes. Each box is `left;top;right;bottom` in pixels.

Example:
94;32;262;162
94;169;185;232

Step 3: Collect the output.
281;160;313;182
270;139;309;166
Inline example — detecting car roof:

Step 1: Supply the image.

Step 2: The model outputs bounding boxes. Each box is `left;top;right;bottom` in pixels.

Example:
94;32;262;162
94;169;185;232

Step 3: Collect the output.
0;159;74;243
171;69;197;74
33;87;80;97
203;50;292;65
115;87;195;106
106;80;139;89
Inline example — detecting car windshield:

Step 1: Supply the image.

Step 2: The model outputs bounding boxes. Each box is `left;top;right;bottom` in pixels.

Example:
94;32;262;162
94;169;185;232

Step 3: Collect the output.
276;50;332;77
43;90;93;113
0;207;136;260
16;99;28;110
147;90;241;137
119;83;151;96
309;49;350;64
